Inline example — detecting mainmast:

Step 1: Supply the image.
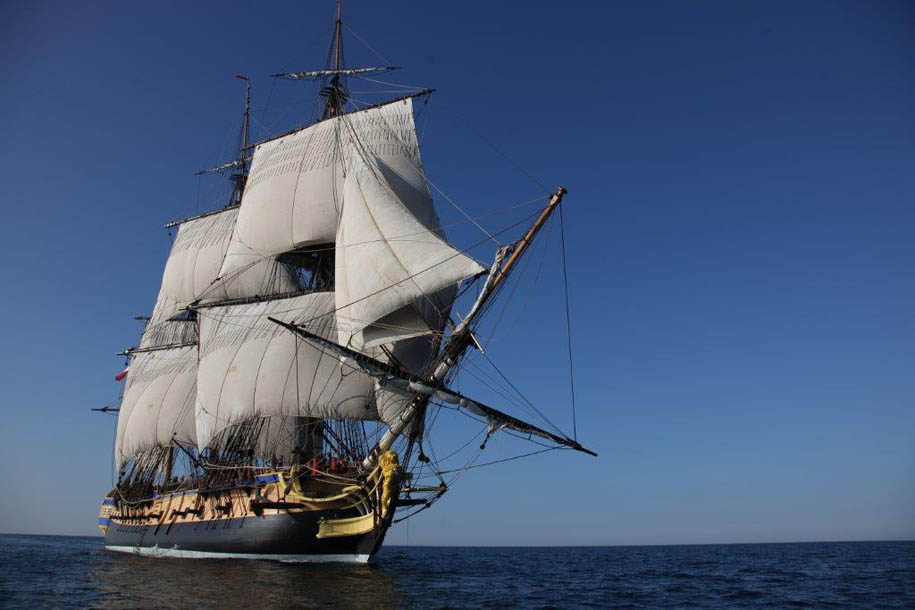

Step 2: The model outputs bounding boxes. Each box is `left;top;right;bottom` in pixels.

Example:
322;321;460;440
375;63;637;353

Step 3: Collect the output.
323;0;347;118
270;1;404;120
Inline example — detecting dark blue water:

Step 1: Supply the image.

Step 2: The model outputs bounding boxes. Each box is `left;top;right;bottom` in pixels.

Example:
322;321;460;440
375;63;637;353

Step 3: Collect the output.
0;536;911;608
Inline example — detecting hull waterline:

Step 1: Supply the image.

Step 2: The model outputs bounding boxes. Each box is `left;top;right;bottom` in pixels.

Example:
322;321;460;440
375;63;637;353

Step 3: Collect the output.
104;511;386;563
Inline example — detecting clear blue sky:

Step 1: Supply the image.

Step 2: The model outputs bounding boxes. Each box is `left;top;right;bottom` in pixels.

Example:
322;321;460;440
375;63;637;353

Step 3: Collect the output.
2;0;912;544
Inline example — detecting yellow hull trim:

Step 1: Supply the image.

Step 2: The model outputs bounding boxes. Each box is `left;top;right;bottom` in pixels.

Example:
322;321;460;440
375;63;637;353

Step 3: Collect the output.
316;511;377;538
315;450;400;539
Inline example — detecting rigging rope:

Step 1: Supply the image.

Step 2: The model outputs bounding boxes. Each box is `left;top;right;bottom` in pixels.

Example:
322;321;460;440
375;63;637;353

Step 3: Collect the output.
343;92;502;247
430;99;550;195
558;201;578;440
480;351;566;437
342;23;394;65
479;210;554;349
290;208;544;327
434;447;560;475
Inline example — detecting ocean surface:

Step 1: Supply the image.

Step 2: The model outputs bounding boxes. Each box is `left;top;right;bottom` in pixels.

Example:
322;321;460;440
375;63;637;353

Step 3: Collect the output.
0;536;911;608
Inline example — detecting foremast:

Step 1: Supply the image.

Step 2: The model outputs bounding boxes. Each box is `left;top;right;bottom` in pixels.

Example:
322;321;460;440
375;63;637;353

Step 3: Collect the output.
189;75;252;210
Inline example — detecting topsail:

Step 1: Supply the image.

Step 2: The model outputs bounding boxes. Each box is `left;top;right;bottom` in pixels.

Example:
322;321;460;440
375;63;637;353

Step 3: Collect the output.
147;206;298;331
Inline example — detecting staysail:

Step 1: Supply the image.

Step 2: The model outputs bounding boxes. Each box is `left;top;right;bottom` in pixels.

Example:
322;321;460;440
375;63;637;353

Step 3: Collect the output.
115;345;198;469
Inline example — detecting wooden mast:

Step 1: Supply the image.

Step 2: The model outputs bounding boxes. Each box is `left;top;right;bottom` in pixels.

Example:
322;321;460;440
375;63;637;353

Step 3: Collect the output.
163;446;174;484
230;76;251;207
487;187;566;293
323;0;347;118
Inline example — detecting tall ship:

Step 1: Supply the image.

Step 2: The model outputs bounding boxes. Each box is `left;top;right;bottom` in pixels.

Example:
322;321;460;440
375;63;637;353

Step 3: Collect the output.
97;3;594;562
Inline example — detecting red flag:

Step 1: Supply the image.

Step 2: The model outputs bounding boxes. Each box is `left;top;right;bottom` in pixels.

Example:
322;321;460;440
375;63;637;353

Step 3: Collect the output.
235;74;250;81
115;367;129;382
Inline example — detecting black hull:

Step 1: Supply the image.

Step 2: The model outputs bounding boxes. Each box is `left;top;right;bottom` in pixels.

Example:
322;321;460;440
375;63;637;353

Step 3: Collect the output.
104;511;387;563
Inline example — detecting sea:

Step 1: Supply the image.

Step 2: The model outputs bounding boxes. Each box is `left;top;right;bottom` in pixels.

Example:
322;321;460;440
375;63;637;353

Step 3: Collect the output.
0;536;911;608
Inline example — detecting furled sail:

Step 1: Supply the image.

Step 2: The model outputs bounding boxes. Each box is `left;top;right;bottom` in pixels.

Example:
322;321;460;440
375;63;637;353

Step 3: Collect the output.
138;320;198;350
147;207;298;330
115;345;198;469
194;292;379;451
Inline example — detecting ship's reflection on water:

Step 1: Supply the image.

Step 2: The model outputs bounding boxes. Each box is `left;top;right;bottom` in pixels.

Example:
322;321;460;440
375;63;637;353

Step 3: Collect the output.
89;547;404;609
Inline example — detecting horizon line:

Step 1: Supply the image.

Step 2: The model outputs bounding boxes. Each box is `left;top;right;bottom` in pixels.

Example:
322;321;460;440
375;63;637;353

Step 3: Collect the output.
2;532;912;548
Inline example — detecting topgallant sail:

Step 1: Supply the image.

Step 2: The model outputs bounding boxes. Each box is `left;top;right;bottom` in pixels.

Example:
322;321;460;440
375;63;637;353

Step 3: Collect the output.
97;4;594;562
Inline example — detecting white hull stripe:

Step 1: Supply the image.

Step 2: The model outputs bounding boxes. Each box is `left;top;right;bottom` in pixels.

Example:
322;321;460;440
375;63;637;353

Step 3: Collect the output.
105;545;370;564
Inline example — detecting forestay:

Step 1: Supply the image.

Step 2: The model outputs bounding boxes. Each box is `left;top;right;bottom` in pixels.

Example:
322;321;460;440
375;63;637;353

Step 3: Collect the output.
115;346;198;469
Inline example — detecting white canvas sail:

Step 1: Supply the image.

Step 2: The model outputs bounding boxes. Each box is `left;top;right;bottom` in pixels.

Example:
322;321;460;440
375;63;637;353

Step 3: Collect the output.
194;292;441;450
115;345;197;469
149;208;238;325
334;149;483;348
124;99;482;458
217;98;447;281
194;292;378;450
373;334;440;432
147;207;299;331
218;120;342;275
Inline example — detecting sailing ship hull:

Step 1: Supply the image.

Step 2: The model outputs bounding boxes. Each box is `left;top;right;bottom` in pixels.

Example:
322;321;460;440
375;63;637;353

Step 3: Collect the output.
103;510;387;563
100;453;402;563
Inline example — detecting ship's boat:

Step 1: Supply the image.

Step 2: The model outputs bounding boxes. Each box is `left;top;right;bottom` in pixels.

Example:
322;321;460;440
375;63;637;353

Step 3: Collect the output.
96;2;594;563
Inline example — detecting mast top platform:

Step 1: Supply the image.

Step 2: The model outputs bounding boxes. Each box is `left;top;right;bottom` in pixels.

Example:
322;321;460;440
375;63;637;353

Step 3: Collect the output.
271;66;399;80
